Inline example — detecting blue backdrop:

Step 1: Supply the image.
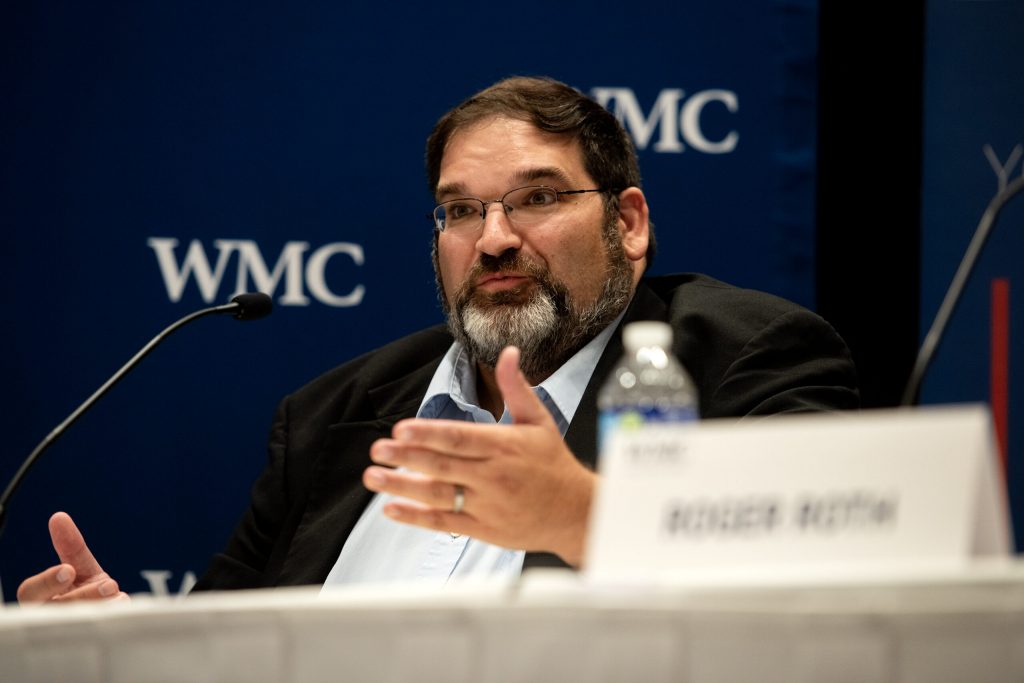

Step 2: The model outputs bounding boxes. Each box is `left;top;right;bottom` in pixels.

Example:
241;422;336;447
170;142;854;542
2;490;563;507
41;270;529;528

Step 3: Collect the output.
0;0;821;597
920;0;1024;548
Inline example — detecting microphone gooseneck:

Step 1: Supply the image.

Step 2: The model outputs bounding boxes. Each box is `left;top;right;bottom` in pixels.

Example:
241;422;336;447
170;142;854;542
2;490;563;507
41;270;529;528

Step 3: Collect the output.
0;293;274;537
902;175;1024;406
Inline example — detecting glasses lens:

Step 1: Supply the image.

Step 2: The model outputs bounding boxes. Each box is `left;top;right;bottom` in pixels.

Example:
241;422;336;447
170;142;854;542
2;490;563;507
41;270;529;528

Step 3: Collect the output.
503;186;559;224
435;199;482;232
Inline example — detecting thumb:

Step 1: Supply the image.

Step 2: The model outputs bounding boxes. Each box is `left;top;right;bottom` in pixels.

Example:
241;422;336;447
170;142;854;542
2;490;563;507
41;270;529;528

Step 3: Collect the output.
496;346;555;428
49;512;105;579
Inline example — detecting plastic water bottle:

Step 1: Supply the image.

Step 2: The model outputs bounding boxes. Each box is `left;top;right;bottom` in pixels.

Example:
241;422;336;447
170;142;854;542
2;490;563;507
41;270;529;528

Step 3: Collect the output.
598;321;699;450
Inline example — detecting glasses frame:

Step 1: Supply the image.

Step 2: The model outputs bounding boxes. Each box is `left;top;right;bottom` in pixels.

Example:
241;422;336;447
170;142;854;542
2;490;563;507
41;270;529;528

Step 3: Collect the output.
429;185;615;233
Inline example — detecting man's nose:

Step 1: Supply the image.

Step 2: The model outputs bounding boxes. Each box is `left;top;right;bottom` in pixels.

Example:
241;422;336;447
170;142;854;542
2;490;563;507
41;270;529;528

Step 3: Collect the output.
475;202;523;256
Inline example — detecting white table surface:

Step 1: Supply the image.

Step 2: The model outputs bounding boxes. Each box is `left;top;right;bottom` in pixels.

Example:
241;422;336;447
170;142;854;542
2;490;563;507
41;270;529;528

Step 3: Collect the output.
2;560;1023;683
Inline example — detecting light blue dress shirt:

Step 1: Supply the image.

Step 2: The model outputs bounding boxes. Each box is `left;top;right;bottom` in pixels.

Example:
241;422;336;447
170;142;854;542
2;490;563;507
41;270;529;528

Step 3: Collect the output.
321;317;621;589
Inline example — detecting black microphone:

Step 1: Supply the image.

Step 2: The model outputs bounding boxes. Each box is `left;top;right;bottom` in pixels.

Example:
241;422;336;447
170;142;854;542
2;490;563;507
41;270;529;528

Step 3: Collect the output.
228;292;273;320
0;292;274;537
902;175;1024;405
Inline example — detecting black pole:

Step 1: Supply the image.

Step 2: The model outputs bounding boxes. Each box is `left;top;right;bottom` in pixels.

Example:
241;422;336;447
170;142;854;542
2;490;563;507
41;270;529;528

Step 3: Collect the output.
902;175;1024;406
0;294;271;538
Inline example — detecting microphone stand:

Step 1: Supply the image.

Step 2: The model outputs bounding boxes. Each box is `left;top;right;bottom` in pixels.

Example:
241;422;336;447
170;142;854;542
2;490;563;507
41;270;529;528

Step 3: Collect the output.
902;175;1024;406
0;294;271;538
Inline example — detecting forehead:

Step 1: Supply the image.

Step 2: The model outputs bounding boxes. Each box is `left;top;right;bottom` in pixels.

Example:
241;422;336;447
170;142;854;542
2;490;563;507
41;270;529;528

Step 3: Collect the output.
436;117;590;197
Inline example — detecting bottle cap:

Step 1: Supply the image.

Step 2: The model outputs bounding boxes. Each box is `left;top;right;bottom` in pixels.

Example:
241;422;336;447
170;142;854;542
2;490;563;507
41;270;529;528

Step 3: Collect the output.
622;321;672;351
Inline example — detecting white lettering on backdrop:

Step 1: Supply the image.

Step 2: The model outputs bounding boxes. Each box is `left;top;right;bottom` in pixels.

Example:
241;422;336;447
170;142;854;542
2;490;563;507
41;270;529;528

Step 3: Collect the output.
147;238;365;307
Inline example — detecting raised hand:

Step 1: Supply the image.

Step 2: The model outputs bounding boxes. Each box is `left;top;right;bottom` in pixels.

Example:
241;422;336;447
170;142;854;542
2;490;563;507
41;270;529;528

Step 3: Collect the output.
364;346;596;566
17;512;128;604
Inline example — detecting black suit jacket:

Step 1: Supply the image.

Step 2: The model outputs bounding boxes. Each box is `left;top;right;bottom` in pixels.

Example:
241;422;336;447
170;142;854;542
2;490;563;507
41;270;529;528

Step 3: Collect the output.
194;274;858;590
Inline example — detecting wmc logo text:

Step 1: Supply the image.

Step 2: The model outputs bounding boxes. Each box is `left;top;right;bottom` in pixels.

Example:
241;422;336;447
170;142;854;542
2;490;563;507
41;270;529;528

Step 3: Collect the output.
147;238;365;307
592;87;739;154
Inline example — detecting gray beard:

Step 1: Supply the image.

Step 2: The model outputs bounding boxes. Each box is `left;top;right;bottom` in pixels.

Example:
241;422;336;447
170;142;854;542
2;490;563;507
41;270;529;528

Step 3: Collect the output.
436;216;634;382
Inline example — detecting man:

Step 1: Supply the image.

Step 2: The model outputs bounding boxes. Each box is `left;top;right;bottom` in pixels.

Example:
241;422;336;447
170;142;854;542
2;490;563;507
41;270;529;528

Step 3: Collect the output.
18;76;858;602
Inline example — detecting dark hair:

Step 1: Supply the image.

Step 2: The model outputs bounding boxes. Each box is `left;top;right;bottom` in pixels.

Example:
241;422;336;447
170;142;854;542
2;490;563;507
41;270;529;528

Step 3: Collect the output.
425;76;656;267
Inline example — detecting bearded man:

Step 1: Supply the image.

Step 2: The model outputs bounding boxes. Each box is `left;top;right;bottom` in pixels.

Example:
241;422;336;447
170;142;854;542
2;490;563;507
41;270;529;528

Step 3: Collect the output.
18;77;858;602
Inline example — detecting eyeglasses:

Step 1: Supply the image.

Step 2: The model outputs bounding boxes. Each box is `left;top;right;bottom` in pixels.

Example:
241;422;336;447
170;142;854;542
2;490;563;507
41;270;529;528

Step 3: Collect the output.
431;185;612;234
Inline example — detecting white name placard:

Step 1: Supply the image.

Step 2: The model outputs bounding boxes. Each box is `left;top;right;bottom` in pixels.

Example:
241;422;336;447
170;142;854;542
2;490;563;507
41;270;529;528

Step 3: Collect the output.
585;405;1010;582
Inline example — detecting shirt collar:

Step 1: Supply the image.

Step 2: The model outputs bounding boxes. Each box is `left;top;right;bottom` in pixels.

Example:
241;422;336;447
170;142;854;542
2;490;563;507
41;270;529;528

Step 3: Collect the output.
418;312;624;428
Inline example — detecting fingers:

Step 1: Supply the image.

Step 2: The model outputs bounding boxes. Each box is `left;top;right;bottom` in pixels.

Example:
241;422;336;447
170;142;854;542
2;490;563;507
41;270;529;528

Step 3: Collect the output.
51;578;123;602
390;420;506;458
385;346;554;458
370;440;482;480
364;466;468;513
495;346;555;427
380;498;482;539
366;345;579;554
49;512;105;579
16;564;76;603
16;563;123;604
18;512;120;605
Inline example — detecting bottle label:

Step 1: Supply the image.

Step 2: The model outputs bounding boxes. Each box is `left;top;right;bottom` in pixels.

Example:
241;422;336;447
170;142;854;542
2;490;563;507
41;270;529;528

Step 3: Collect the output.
598;405;698;454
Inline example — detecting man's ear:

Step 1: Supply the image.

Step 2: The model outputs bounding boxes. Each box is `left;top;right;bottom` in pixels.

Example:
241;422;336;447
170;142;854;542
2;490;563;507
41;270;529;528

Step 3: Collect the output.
616;187;650;264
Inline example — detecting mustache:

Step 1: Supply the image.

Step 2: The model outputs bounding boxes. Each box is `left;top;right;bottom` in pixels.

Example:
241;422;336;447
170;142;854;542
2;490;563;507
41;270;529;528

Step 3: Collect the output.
454;250;569;316
475;250;541;279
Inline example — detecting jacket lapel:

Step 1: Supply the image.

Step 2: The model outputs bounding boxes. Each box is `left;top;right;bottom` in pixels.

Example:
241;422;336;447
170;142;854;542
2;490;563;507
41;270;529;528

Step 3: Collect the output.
277;358;443;585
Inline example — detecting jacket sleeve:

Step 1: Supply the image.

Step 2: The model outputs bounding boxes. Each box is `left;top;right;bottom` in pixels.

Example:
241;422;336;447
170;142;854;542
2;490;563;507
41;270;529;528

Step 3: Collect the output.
703;308;860;418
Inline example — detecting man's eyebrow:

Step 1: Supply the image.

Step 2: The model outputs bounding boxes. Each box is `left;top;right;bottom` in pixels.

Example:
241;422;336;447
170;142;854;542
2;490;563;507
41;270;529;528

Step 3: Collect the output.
511;167;575;187
435;182;468;200
435;167;576;201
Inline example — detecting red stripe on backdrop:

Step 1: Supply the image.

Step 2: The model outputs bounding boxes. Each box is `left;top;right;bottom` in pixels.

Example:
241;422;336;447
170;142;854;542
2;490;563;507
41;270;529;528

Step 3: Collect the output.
991;278;1010;480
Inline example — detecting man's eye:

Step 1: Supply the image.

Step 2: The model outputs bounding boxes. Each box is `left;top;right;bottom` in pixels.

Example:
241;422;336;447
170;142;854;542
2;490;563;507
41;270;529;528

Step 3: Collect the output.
521;189;557;207
447;202;478;220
